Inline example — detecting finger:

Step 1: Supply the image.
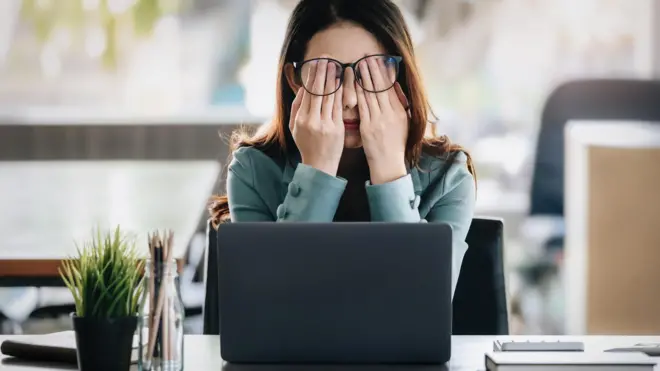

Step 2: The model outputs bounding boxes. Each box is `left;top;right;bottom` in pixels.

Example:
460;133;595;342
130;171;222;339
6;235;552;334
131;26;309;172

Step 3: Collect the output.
368;57;391;109
355;83;370;123
289;87;304;132
358;60;380;114
394;82;408;108
321;62;336;119
387;86;406;121
332;83;343;127
310;59;328;114
299;62;317;117
357;60;374;90
391;82;410;117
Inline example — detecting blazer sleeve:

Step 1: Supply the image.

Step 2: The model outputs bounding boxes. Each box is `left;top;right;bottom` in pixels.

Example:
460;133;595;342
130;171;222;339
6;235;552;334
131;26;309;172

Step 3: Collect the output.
365;174;421;222
426;165;476;297
227;147;348;222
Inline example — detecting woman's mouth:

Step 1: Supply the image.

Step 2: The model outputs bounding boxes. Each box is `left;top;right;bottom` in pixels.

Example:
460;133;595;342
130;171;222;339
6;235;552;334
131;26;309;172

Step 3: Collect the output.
343;119;360;131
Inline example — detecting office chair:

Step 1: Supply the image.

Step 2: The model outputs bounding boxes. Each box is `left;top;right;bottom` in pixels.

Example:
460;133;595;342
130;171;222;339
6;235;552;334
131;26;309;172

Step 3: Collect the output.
522;78;660;283
203;218;509;336
453;217;508;335
531;78;660;218
514;78;660;333
203;220;222;336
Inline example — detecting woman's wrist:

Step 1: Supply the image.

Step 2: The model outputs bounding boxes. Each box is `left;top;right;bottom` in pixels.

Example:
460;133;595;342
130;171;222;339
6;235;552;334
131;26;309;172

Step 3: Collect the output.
368;160;407;185
301;158;340;177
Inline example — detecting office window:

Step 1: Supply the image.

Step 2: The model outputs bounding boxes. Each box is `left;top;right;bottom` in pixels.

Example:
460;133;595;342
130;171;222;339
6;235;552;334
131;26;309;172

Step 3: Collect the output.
0;0;651;156
0;0;250;113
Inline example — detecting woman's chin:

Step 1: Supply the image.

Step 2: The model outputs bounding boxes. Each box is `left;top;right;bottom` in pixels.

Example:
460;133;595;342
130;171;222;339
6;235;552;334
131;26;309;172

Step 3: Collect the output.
344;134;363;149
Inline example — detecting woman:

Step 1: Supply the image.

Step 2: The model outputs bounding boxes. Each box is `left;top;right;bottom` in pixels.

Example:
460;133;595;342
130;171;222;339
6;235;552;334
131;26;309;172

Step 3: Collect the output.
210;0;476;294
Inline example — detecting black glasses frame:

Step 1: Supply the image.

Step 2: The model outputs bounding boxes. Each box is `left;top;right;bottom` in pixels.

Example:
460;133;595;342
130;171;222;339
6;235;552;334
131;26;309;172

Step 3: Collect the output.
292;54;403;96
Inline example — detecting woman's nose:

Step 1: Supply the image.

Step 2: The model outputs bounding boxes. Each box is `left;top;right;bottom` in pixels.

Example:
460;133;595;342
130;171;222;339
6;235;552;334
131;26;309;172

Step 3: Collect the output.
342;71;358;109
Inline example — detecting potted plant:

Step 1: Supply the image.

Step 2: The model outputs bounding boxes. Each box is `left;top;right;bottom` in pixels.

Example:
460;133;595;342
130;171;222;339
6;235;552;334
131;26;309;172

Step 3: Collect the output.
59;226;145;371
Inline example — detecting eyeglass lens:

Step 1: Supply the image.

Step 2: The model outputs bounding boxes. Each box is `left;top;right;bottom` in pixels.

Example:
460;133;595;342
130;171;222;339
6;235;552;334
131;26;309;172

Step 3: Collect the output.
300;55;398;96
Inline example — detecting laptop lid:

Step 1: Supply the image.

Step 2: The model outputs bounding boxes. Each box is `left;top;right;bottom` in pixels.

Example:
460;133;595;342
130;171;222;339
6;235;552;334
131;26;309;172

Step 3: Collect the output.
217;222;453;364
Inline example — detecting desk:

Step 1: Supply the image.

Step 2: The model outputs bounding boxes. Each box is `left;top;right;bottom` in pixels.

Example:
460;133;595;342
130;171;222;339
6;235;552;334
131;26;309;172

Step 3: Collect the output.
1;335;659;370
0;161;221;286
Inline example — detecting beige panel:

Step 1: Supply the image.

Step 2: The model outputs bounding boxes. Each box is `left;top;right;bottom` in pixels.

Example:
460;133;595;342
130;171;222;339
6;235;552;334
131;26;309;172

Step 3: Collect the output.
586;146;660;334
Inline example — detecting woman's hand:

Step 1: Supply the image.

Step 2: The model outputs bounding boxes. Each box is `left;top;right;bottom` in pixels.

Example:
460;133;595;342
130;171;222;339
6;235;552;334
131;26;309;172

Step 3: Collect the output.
289;60;345;176
356;58;410;185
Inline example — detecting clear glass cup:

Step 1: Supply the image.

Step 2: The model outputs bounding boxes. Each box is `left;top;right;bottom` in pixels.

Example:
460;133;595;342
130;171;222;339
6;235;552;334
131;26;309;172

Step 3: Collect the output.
138;259;185;371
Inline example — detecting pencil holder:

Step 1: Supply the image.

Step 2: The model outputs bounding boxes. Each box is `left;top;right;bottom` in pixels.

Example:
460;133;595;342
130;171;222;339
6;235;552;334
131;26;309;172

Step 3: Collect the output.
137;236;185;371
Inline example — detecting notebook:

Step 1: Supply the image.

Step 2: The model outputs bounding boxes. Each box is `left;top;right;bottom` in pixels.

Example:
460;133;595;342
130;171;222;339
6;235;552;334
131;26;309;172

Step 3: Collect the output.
1;331;139;365
605;343;660;357
485;351;656;371
493;340;584;352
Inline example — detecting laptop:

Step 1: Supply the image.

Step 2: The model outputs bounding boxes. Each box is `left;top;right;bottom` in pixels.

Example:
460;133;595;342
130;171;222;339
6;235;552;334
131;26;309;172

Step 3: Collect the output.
216;222;453;364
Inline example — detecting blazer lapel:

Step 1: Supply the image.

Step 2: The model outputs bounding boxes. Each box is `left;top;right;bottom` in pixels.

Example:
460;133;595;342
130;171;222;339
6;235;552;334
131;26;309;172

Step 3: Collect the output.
411;167;423;196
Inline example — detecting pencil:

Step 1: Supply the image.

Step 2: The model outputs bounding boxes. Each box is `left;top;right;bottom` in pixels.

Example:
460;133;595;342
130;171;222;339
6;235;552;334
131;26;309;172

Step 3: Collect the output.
163;231;171;361
147;233;155;361
155;239;163;359
170;301;176;361
146;233;174;364
163;292;169;361
148;232;163;361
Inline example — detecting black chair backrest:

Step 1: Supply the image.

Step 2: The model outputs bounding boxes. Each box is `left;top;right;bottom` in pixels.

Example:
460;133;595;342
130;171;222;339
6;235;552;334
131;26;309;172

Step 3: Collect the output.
203;218;509;335
531;78;660;216
203;220;221;335
452;217;508;335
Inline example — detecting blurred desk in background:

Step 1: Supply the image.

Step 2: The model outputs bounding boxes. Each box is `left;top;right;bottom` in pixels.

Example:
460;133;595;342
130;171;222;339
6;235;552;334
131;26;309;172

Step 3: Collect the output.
0;113;257;329
0;109;266;161
0;161;221;287
0;110;263;286
475;187;528;216
565;121;660;335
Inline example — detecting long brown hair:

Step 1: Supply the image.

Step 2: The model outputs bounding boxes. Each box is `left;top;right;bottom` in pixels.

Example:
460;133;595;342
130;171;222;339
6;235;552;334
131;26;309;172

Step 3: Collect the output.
209;0;474;227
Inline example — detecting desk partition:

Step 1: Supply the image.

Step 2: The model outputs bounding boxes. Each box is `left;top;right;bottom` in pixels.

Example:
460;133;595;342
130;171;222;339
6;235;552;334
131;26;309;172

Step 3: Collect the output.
565;121;660;335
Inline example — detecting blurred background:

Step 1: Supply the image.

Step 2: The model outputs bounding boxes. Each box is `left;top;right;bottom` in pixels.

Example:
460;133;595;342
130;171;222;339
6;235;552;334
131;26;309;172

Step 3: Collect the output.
1;0;659;336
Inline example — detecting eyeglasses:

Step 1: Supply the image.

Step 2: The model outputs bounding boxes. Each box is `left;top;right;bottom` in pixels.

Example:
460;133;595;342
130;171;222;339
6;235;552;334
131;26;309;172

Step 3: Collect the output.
292;54;403;96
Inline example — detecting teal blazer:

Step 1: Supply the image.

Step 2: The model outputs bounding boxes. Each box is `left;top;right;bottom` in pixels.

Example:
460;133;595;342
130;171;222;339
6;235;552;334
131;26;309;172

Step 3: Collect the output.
226;146;476;295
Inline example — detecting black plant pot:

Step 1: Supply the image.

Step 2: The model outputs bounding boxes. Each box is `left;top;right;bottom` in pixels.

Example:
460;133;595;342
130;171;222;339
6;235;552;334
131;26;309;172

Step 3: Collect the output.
72;314;138;371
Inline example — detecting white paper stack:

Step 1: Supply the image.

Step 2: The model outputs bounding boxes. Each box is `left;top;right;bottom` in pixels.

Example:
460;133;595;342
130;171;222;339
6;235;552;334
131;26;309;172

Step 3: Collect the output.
485;351;656;371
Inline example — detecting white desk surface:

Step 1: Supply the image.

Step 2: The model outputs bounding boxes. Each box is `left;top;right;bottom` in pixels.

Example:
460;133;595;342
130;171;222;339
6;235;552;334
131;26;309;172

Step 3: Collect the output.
0;161;220;261
1;335;659;370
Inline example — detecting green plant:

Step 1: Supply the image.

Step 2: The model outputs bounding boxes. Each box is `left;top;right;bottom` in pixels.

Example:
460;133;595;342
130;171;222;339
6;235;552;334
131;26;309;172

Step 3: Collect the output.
59;226;145;318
